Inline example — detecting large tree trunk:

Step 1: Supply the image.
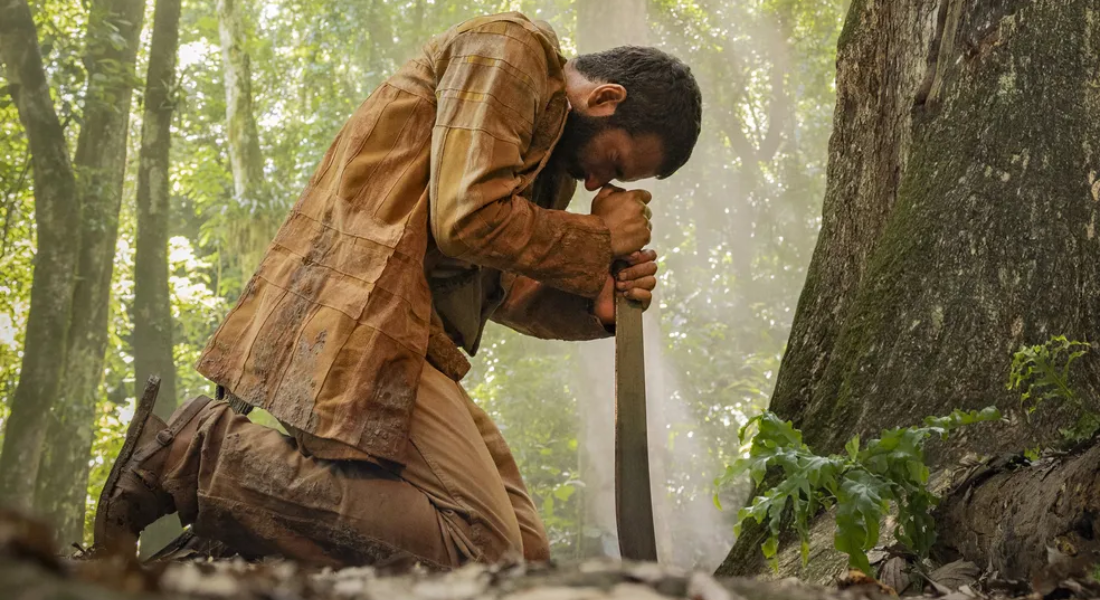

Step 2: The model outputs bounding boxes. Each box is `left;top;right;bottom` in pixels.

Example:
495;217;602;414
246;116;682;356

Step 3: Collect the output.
132;0;182;557
34;0;145;545
0;0;83;508
718;0;1100;580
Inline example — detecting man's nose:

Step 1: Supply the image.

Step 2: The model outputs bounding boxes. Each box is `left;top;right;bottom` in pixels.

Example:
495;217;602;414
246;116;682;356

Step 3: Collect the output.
585;174;605;192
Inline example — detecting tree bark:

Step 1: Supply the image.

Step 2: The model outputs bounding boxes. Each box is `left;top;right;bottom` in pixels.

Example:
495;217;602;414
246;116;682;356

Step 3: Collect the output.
718;0;1100;580
34;0;146;545
0;0;83;509
132;0;182;557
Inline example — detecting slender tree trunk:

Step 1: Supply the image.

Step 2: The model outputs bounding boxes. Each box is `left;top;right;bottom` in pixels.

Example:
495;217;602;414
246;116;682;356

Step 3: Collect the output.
216;0;274;281
0;0;83;509
34;0;145;545
132;0;182;557
216;0;263;206
718;0;1100;580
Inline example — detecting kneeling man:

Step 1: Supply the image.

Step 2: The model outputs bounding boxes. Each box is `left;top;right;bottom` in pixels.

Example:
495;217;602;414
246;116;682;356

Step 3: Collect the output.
95;12;701;567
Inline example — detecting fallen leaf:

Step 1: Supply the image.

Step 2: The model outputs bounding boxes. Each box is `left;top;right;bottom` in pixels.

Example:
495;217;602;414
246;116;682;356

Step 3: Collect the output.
878;556;910;595
838;569;898;597
929;560;980;592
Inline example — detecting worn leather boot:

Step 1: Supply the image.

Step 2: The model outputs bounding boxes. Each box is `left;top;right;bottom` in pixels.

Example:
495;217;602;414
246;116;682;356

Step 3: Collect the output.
92;385;216;555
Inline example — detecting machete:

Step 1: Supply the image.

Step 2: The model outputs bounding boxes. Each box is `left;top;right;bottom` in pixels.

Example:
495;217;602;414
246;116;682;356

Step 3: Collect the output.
614;286;658;562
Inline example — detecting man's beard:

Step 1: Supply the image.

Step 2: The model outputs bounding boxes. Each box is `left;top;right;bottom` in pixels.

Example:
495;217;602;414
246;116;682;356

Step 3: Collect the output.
553;111;607;181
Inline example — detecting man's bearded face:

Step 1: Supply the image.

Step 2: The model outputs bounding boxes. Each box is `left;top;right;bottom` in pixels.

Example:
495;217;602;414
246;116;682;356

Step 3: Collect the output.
552;111;666;192
555;111;608;182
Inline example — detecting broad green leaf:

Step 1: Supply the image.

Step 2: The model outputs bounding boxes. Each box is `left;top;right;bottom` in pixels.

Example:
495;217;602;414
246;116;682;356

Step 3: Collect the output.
732;406;996;572
761;535;780;573
845;434;860;460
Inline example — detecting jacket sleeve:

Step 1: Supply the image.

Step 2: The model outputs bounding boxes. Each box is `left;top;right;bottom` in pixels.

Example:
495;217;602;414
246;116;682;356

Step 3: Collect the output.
429;21;612;299
490;274;613;341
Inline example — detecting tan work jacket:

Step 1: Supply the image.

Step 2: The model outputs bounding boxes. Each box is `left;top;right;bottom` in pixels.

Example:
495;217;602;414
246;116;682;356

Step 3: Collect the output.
196;13;613;465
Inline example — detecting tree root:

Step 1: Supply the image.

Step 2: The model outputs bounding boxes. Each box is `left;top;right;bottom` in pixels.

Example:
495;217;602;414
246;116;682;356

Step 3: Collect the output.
934;442;1100;582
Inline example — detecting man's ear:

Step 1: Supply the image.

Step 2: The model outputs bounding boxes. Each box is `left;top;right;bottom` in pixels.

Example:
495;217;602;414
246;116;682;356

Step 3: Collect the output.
585;83;626;117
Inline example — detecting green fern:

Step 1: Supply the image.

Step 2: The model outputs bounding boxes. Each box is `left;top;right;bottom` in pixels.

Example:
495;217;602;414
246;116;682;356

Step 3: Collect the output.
1007;336;1089;410
717;407;1001;574
1007;336;1094;442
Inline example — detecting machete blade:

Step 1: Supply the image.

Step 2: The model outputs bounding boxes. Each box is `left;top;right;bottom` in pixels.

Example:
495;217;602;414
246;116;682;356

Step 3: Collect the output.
614;293;658;562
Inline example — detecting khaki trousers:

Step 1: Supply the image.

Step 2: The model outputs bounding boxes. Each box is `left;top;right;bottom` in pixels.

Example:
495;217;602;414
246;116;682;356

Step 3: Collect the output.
162;364;549;568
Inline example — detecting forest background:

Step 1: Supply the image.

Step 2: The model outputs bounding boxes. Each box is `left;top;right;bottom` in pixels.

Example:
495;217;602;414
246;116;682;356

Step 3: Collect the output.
0;0;848;571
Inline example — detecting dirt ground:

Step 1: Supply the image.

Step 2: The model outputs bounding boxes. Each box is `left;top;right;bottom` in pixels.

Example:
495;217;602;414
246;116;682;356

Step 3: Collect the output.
2;509;1098;600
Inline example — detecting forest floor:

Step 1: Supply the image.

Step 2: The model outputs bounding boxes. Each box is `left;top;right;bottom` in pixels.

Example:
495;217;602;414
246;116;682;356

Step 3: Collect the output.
2;509;1098;600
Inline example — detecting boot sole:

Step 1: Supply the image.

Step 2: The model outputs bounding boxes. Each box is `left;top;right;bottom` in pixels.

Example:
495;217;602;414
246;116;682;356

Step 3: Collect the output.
93;375;162;548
